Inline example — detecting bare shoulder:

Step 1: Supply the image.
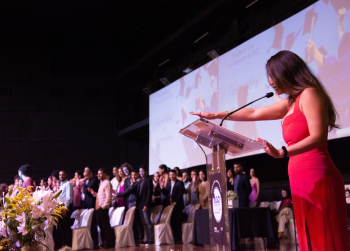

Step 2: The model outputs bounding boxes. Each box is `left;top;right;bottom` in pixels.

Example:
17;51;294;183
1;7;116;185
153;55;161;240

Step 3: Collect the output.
300;88;324;102
300;88;323;112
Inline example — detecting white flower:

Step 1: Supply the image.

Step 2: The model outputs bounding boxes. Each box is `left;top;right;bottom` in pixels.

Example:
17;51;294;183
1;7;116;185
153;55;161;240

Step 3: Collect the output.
17;222;27;235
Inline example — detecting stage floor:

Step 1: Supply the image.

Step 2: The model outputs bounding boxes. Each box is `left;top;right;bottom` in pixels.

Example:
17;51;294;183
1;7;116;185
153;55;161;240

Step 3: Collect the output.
88;238;301;251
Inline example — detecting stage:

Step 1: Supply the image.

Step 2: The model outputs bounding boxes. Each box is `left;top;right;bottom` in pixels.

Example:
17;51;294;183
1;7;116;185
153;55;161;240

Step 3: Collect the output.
88;238;301;251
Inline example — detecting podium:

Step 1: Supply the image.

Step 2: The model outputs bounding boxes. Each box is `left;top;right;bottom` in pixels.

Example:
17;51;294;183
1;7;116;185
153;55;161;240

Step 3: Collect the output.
180;118;265;250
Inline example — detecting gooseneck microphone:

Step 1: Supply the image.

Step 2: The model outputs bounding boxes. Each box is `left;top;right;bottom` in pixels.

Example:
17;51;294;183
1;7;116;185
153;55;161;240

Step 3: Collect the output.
219;92;274;126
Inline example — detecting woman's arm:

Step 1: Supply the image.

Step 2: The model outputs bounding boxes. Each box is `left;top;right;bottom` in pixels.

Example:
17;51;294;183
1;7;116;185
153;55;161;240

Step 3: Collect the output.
262;88;328;158
190;98;289;121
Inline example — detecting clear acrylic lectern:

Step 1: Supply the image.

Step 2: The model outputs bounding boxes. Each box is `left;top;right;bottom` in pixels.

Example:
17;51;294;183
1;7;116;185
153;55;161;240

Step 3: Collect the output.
179;118;266;251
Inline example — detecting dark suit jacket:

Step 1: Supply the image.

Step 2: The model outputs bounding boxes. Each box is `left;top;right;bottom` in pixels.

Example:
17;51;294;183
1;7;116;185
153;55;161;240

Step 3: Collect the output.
117;177;153;209
82;176;99;209
233;174;252;208
160;179;185;210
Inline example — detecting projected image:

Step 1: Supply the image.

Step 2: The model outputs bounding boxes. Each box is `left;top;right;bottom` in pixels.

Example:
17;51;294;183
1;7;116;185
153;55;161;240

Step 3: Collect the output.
305;0;350;138
149;60;219;172
149;0;350;173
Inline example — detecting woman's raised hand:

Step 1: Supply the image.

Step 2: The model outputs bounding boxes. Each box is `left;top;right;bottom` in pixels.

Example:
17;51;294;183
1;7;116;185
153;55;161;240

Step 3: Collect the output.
189;111;217;120
256;138;283;159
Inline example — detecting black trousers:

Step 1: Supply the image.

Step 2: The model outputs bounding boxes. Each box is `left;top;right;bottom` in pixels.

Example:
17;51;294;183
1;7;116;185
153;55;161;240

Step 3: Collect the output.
53;206;73;248
170;206;182;242
97;208;114;247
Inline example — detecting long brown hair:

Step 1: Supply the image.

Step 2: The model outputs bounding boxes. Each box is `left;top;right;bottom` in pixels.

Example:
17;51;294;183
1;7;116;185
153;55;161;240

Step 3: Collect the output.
266;50;339;131
116;167;124;183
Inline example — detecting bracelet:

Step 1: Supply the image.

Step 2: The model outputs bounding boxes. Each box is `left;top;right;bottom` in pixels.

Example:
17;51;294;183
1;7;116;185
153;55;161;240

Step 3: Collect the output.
281;146;288;158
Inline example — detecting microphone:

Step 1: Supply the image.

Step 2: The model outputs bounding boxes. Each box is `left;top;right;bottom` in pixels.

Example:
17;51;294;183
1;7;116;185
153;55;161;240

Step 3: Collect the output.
219;92;274;126
266;92;274;98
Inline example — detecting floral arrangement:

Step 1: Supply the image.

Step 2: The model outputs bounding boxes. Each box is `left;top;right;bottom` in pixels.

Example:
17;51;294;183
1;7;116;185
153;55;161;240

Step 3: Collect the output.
227;190;238;200
0;187;66;251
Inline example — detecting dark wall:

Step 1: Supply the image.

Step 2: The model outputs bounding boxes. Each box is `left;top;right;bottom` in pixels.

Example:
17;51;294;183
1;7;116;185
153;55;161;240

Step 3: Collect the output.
0;47;149;184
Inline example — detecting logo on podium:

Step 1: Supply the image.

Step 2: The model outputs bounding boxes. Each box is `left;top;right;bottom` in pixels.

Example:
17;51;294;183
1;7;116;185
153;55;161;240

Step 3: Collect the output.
213;187;223;223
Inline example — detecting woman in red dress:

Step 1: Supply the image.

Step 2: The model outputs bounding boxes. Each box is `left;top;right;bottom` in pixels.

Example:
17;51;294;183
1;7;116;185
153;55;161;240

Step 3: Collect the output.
191;50;349;250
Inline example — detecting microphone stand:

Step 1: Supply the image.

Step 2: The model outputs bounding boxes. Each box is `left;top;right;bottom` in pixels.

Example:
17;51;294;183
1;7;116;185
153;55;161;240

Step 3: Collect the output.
219;92;274;126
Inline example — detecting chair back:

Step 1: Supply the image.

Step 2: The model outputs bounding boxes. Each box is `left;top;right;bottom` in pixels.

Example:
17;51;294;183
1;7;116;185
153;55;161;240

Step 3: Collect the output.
123;206;136;227
71;209;87;229
158;205;174;224
110;207;125;227
150;205;163;224
108;207;115;218
71;209;83;219
81;209;95;230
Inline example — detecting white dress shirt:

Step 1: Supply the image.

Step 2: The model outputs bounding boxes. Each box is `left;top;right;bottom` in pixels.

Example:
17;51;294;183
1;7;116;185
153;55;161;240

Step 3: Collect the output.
110;177;120;192
57;179;74;208
170;181;175;195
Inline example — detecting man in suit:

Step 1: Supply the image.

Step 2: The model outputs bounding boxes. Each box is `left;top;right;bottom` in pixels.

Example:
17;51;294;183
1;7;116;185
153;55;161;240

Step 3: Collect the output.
116;170;144;244
160;169;185;244
117;165;154;244
82;167;99;247
233;162;252;208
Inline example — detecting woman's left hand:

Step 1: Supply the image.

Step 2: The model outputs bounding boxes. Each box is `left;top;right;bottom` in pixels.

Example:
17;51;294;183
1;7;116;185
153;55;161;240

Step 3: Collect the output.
256;138;283;158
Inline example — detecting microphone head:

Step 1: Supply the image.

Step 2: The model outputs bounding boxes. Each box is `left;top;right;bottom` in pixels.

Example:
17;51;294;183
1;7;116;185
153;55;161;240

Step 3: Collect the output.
266;92;274;98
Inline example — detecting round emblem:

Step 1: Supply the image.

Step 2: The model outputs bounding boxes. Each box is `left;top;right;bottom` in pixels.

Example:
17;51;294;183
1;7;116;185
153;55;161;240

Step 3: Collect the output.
212;187;222;223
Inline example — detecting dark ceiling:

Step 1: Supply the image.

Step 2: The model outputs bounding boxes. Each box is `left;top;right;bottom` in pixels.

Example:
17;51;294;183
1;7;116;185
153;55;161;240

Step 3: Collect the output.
0;0;316;132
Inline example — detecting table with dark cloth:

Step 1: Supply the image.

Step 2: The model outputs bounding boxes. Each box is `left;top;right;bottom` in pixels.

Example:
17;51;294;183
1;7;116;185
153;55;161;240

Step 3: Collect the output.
193;208;279;250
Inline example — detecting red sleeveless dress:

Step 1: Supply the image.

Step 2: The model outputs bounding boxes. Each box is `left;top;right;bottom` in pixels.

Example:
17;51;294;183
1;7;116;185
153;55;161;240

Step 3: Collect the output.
282;93;349;250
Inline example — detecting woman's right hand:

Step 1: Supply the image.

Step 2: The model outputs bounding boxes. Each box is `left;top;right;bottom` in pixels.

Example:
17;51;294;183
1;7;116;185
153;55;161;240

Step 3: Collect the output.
189;111;217;120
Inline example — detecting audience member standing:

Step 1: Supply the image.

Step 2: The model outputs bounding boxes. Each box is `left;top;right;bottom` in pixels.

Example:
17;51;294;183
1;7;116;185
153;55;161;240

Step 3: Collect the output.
152;172;161;206
117;170;144;244
88;168;113;249
51;170;60;193
174;167;183;181
120;162;133;210
117;166;154;244
13;175;22;194
227;168;234;191
137;165;154;244
249;168;260;207
56;170;74;247
18;165;34;193
39;177;47;191
115;167;127;207
160;170;185;244
46;176;54;192
110;166;120;206
158;164;169;206
182;172;191;206
233;162;252;208
198;170;209;209
71;170;84;211
186;170;200;205
121;162;133;180
82;167;99;246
